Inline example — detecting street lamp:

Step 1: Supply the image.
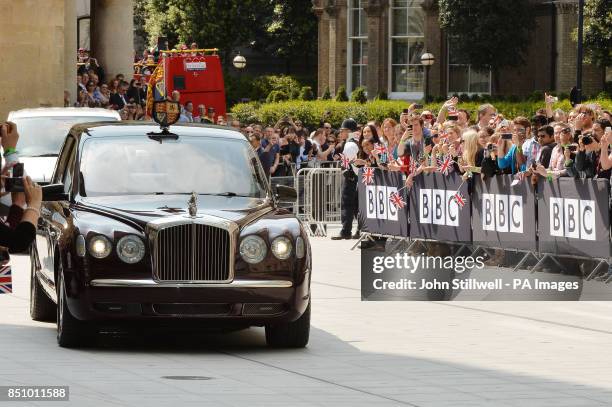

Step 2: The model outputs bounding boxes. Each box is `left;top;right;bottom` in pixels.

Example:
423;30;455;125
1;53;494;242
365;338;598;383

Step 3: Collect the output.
421;52;435;103
233;54;247;70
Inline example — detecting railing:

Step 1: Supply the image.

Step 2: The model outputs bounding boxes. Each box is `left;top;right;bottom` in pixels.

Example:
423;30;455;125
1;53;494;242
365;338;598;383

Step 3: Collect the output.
270;163;344;237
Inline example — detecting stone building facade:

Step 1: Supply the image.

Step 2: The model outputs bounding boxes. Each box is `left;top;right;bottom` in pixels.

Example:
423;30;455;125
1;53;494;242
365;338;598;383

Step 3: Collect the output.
312;0;606;100
0;0;134;120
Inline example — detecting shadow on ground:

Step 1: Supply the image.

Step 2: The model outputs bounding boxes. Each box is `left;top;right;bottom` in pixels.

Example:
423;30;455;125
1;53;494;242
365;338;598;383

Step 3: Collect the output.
5;320;612;407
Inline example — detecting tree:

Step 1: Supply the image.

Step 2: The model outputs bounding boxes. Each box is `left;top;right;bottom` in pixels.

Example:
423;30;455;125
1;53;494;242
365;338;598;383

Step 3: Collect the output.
335;86;349;102
138;0;274;65
582;0;612;68
134;0;317;74
439;0;535;92
261;2;318;73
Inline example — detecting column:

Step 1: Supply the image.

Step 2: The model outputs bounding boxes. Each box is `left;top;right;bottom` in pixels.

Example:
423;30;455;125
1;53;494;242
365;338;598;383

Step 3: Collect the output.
91;0;134;81
326;2;340;95
422;0;444;98
0;0;65;119
64;0;77;105
313;1;330;97
364;0;388;99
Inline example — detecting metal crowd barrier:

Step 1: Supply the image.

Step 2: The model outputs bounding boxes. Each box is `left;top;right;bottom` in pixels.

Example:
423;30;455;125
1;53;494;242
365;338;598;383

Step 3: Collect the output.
270;165;343;236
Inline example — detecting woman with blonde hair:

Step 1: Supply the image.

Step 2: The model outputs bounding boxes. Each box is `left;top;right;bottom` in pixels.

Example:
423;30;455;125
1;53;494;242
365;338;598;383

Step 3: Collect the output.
460;129;483;171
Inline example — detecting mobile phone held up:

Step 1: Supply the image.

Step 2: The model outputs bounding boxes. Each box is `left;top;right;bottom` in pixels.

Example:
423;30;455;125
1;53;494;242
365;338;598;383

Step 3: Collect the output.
5;163;25;193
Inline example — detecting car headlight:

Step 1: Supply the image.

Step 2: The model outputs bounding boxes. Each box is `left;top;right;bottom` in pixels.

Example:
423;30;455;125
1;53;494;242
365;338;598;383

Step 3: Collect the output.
295;236;305;259
88;235;112;259
271;236;292;260
117;235;145;264
240;235;267;264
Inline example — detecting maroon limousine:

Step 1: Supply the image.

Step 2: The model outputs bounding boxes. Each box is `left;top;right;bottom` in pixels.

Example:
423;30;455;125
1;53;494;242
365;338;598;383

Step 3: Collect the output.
31;120;311;348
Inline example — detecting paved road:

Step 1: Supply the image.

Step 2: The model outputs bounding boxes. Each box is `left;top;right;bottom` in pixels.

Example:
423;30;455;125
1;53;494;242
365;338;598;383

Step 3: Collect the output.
2;236;612;407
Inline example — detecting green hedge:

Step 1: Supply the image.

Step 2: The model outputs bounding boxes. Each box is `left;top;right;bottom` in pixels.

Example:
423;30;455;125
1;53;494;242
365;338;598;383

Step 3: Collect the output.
231;99;612;129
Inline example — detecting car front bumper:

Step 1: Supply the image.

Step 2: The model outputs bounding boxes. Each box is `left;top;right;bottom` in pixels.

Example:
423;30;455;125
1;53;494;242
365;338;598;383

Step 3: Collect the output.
64;271;311;325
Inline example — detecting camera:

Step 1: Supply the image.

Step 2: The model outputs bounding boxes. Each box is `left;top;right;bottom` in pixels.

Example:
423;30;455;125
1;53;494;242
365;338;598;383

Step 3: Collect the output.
447;115;458;121
501;133;513;140
402;108;409;114
566;145;577;152
5;163;25;193
582;134;593;145
487;144;497;151
413;104;423;110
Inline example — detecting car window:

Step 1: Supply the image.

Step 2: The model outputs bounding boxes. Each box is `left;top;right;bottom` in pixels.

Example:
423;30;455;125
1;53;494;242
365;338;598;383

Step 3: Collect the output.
52;137;76;184
13;116;117;157
79;136;268;198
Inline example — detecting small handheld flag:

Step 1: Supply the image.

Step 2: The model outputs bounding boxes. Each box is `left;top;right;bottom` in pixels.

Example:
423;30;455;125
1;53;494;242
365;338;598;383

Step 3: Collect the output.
339;153;352;169
0;266;12;294
453;192;466;209
373;143;387;156
362;167;375;185
437;155;453;176
389;191;406;209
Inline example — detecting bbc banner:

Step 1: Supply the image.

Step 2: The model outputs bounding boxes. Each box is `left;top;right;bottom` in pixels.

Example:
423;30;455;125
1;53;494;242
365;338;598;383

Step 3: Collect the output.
471;175;537;251
409;172;471;242
358;168;409;237
537;178;610;259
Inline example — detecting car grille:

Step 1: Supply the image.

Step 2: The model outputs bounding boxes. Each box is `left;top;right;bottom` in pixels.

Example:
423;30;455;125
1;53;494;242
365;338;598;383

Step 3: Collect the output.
153;224;231;282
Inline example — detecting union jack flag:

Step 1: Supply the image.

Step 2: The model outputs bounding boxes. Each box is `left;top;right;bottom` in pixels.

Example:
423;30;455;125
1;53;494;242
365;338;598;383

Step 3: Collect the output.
437;155;453;176
339;153;352;169
409;157;419;174
362;167;375;185
389;191;406;209
373;143;387;156
453;192;467;209
0;265;12;294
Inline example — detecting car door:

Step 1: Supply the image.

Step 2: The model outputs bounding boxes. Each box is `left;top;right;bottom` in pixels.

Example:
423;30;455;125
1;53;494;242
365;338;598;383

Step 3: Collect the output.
36;136;76;290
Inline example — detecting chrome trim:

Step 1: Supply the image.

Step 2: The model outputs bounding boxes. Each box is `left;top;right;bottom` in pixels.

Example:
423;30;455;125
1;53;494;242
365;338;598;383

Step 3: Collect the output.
89;279;293;288
146;214;238;283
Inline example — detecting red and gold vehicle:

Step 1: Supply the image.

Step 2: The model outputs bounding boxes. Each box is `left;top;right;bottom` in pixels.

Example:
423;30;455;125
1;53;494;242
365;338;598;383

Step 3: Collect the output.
138;49;227;121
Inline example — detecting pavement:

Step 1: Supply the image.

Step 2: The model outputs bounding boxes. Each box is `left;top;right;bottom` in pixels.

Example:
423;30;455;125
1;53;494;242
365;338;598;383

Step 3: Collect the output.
2;235;612;407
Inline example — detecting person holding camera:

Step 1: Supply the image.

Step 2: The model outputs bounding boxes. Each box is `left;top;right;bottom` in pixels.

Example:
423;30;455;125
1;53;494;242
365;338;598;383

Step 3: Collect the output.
0;122;42;253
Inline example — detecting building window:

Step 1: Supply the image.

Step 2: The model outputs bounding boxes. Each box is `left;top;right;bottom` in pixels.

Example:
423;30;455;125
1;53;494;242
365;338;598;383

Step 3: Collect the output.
389;0;425;97
447;38;491;95
348;0;368;92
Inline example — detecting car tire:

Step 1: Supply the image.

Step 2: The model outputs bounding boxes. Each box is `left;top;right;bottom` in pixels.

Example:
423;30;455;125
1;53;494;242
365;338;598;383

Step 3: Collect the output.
265;301;310;348
30;254;56;322
56;268;88;348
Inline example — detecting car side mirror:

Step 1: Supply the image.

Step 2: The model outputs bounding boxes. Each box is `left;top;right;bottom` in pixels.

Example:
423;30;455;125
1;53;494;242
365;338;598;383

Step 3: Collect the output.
273;184;297;203
42;183;69;201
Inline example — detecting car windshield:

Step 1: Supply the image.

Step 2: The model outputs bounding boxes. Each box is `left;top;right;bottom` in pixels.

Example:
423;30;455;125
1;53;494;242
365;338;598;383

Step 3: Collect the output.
79;136;268;198
14;116;117;157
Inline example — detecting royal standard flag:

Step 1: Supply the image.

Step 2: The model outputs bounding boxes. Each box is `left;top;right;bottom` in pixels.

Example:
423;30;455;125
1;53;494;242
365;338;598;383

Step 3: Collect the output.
145;63;166;117
0;265;11;294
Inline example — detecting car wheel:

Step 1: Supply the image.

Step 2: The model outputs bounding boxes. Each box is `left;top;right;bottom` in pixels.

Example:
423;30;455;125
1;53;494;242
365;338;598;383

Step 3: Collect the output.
56;268;88;348
265;301;310;348
30;253;56;322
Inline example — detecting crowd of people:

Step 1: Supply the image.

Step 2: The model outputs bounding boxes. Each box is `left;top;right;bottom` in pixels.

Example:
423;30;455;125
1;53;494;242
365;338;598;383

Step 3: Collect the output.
237;96;612;185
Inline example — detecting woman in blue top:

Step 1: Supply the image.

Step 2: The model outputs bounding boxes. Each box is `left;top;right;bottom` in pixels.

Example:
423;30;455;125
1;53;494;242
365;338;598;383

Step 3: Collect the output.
497;130;528;174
